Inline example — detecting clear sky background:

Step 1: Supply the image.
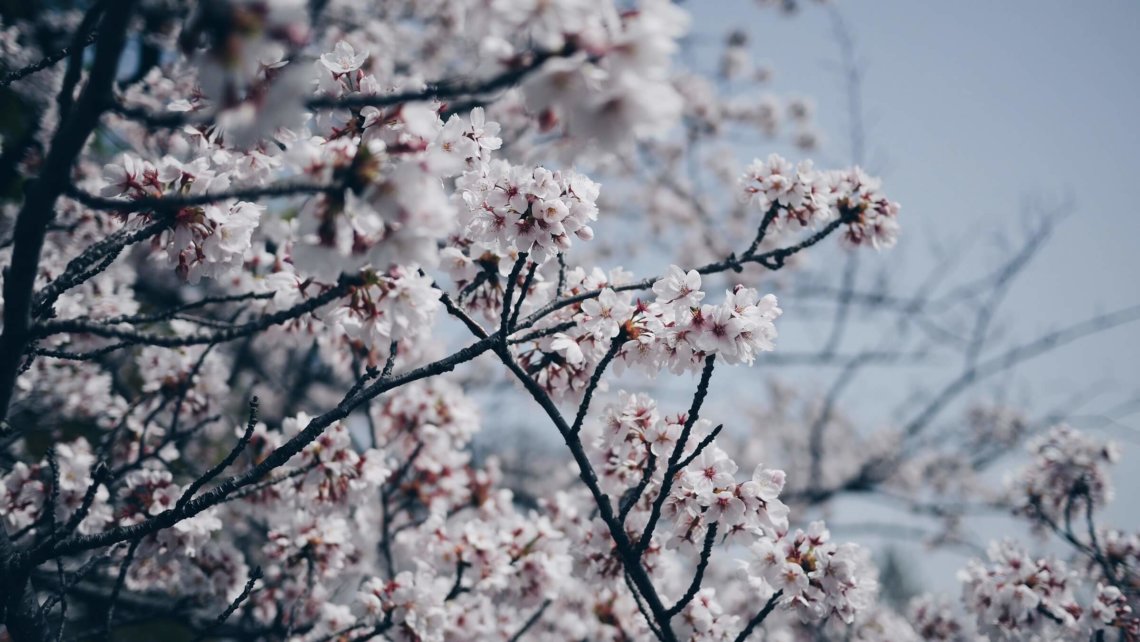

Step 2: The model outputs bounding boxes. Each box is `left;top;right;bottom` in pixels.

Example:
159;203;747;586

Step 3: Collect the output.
682;0;1140;593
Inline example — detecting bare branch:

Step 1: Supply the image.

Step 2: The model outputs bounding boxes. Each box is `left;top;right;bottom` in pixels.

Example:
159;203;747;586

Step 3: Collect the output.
733;591;783;642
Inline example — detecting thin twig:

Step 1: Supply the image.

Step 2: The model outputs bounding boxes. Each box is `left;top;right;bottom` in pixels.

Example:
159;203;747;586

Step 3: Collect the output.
665;523;717;618
637;356;717;557
507;599;552;642
101;538;142;639
732;591;783;642
176;397;260;509
190;567;263;642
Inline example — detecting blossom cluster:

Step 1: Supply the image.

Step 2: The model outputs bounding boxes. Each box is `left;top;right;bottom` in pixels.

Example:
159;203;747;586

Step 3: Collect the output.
577;389;885;637
282;107;479;280
0;440;110;536
666;445;790;549
454;160;600;264
958;540;1084;640
1008;424;1119;528
235;413;392;628
632;265;783;368
740;153;901;249
519;0;691;147
1085;528;1140;589
367;379;483;513
357;566;451;641
100;154;263;283
908;594;976;641
747;522;879;624
327;267;441;365
912;425;1140;642
590;392;791;546
516;264;781;401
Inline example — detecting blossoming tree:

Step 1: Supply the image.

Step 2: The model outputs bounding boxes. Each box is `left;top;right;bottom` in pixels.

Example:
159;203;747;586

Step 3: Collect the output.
0;0;1135;641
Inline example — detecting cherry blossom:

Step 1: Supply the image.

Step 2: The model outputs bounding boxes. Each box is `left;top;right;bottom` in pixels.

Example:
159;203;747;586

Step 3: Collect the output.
0;1;951;640
319;41;369;75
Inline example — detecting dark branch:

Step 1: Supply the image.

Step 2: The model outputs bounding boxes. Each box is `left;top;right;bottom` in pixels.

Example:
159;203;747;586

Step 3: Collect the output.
665;523;717;618
732;591;783;642
637;355;716;557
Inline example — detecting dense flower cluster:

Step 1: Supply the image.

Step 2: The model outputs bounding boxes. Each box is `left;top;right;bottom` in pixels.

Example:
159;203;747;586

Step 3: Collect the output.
908;424;1140;642
958;540;1083;640
508;264;784;401
357;566;451;641
589;391;791;550
747;522;879;624
634;265;783;368
1088;529;1140;590
519;0;690;147
327;267;441;364
0;440;110;536
455;160;600;263
908;594;976;641
1008;424;1119;528
367;379;483;512
99;154;264;282
740;153;901;249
